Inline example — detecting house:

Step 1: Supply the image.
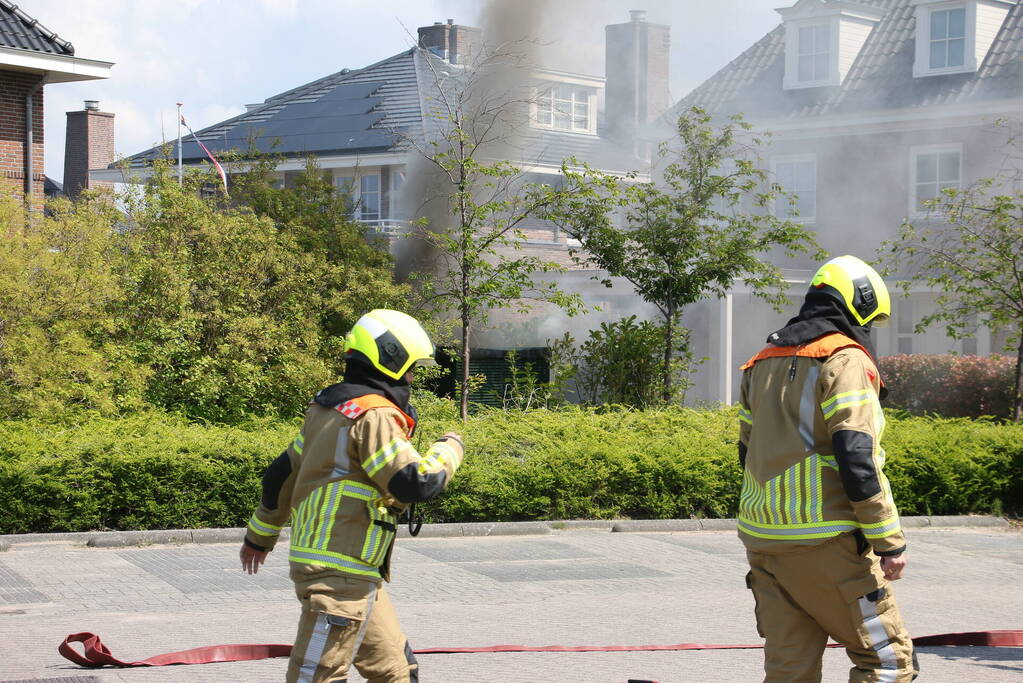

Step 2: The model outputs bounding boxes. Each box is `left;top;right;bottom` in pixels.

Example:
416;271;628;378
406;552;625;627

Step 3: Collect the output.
674;0;1023;403
0;0;112;204
94;13;673;404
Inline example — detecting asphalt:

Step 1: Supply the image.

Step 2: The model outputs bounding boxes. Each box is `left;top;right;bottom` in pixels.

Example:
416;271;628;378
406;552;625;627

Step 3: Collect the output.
0;517;1020;683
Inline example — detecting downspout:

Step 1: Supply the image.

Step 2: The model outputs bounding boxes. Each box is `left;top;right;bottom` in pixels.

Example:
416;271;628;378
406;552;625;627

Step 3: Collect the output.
25;73;48;203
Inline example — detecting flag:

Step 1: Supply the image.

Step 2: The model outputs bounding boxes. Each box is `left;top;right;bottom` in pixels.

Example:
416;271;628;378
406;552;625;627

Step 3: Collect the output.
180;113;228;196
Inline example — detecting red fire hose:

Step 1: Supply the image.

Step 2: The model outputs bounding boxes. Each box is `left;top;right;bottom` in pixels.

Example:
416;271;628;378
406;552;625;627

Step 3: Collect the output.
59;630;1023;668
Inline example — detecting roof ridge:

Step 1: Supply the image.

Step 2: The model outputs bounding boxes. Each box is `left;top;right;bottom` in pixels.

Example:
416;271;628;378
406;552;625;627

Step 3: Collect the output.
0;0;74;54
264;48;415;106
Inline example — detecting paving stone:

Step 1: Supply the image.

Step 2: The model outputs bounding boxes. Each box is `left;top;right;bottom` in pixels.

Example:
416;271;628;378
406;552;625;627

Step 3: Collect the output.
0;527;1020;682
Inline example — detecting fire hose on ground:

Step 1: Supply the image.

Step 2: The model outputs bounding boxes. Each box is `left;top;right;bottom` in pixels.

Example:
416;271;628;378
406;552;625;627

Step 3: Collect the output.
58;629;1023;668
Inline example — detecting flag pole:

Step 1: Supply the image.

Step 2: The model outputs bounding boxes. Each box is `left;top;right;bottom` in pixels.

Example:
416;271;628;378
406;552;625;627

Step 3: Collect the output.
176;102;183;185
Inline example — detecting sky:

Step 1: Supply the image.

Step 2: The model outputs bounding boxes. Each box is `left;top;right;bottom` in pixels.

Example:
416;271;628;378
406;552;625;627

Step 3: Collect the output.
29;0;788;183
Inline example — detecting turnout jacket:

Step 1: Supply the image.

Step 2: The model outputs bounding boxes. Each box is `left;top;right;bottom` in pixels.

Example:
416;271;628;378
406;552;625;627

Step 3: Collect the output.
244;393;463;582
737;333;905;556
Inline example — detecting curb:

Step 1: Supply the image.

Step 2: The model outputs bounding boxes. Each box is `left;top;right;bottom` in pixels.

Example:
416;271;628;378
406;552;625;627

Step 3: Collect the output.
0;515;1011;549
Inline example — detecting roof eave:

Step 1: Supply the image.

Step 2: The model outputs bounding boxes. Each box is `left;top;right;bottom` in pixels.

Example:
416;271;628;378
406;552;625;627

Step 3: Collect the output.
0;45;113;82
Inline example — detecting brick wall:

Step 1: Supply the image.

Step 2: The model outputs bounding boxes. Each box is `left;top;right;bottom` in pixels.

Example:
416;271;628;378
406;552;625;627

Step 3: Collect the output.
0;69;45;201
63;107;115;199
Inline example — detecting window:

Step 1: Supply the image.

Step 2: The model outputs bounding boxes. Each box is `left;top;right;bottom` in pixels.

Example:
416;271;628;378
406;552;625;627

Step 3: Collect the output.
360;174;380;221
390;169;406;219
773;155;816;222
535;84;592;132
335;175;355;214
798;25;830;82
911;146;961;214
930;8;966;68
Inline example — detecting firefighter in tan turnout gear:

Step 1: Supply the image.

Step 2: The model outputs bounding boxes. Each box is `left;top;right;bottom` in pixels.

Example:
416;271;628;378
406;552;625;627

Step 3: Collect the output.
738;256;918;682
239;309;464;683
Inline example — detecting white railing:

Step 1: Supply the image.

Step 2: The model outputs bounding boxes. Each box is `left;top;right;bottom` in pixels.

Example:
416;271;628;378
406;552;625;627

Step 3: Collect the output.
358;219;412;236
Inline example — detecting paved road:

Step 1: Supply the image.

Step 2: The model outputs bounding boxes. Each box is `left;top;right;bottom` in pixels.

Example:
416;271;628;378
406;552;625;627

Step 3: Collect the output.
0;524;1021;682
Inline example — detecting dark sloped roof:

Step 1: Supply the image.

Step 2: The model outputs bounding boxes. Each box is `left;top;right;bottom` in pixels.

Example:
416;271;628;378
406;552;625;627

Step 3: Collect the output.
0;0;74;55
678;0;1023;120
125;49;424;166
122;46;641;174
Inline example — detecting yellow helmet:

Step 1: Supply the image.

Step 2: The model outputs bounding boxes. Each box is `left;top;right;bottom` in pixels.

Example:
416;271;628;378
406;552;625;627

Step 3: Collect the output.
343;309;435;380
809;255;891;327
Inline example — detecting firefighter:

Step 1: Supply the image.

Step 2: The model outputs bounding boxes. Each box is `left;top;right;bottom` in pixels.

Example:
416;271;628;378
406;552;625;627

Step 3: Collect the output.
737;255;918;682
239;309;464;683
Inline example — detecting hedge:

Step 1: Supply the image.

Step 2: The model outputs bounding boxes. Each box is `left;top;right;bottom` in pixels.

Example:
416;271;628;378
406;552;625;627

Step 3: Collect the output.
880;354;1015;419
0;402;1020;534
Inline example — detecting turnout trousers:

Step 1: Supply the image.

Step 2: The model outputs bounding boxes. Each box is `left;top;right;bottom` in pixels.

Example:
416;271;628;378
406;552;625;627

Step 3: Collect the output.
745;532;917;683
287;571;418;683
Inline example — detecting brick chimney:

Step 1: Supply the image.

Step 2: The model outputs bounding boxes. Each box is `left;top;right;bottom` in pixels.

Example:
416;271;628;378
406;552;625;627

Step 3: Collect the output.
605;10;671;141
63;100;115;199
418;19;481;65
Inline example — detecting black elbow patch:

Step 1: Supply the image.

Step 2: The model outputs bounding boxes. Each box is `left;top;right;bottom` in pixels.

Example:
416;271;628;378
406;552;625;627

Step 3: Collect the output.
261;451;292;510
832;430;881;502
738;442;748;469
388;463;447;504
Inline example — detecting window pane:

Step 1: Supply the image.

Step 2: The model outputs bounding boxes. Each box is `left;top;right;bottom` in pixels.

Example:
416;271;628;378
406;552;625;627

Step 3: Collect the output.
799;26;814;55
776;163;795;188
897;301;914;335
574;101;588;117
930;40;946;69
391;170;405;193
916;153;937;183
938;152;960;182
931;10;948;39
538;111;552;125
815;25;830;51
916;182;937;210
795;161;815;190
948;8;966;38
574;88;589;102
897;337;914;354
799;55;814;81
947;38;965;67
554;111;570;129
814;53;828;80
361;175;379;193
798;191;815;217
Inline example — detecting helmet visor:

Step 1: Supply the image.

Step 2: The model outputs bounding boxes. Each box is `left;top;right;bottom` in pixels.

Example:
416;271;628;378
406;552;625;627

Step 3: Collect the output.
872;312;890;328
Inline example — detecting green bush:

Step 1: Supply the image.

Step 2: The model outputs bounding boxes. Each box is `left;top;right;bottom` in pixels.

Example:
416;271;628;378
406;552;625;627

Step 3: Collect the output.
0;405;1019;534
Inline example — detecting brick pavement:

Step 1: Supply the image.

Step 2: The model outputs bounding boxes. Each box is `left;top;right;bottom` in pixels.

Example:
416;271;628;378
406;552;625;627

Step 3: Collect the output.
0;526;1020;682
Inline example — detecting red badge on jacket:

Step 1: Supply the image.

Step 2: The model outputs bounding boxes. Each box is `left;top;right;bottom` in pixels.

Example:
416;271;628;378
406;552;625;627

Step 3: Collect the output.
866;368;877;383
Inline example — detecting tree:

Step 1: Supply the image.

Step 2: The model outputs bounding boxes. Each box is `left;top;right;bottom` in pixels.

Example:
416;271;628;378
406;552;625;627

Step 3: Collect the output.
0;194;148;419
401;45;583;420
552;107;823;402
881;176;1023;421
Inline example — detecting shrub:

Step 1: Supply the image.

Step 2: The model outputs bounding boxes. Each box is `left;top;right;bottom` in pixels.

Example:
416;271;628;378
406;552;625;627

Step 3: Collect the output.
0;405;1019;534
880;354;1014;419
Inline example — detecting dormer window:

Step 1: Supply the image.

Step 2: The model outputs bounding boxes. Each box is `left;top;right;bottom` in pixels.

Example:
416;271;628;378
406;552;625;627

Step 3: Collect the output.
779;1;883;90
911;0;1013;77
798;25;831;82
929;8;966;69
533;83;596;134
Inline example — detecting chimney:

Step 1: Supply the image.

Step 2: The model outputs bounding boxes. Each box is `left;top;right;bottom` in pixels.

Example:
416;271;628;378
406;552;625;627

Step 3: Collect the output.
605;10;671;141
417;19;481;65
63;100;115;199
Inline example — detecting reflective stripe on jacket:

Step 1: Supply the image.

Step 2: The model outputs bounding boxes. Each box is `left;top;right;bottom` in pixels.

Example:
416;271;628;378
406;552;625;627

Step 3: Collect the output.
737;332;905;555
245;393;463;581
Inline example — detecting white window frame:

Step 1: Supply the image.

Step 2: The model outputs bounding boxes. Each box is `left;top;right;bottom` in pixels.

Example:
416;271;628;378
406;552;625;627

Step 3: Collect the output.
782;17;840;89
797;23;832;83
531;83;596;134
359;173;381;222
909;143;962;218
772;153;817;224
912;1;976;76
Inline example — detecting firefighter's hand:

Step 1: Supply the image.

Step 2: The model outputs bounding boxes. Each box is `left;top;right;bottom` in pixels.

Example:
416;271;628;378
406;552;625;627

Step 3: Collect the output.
880;554;906;581
240;543;268;575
